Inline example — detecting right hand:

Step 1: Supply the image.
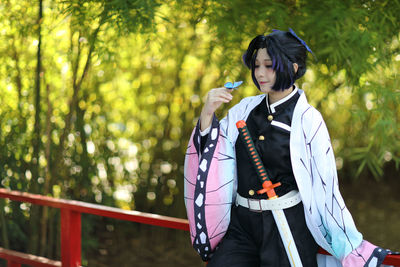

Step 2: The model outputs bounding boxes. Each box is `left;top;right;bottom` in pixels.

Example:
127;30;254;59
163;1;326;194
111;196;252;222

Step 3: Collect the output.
202;87;234;115
200;87;234;131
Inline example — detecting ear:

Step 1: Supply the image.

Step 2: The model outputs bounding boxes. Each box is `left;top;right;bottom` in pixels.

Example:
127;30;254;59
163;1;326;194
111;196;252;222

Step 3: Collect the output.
293;63;299;74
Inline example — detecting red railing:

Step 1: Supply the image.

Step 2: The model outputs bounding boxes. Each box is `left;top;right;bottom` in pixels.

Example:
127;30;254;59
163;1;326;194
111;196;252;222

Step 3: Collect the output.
0;188;399;266
0;188;188;266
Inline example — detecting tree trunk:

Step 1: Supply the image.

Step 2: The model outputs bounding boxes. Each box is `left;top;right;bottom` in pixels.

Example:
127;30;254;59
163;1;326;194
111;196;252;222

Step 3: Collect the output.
39;84;53;256
28;0;43;255
75;92;91;201
0;199;9;249
51;13;106;192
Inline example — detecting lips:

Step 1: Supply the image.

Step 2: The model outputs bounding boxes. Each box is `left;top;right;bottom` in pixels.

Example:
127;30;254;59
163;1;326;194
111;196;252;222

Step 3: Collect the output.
259;81;268;85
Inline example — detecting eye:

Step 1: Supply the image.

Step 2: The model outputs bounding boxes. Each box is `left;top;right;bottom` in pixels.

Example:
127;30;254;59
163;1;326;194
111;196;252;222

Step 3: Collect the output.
254;65;260;68
266;65;272;68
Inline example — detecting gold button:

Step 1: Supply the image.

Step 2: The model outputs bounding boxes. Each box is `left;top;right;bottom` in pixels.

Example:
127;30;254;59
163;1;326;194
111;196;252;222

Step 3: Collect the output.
258;135;265;141
249;190;255;196
267;115;273;121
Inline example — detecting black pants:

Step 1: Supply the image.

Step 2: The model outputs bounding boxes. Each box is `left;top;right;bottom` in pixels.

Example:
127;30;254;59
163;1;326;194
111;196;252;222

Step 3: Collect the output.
207;202;319;267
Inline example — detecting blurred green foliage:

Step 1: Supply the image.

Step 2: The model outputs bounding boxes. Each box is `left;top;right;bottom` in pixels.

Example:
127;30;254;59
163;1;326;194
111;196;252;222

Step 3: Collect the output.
0;0;399;260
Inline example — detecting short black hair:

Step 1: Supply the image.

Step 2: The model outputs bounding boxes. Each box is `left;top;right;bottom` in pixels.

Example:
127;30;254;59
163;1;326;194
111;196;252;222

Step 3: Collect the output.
243;30;308;91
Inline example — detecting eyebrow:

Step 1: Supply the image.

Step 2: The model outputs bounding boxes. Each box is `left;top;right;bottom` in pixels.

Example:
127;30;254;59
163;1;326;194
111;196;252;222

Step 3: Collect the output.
255;58;272;62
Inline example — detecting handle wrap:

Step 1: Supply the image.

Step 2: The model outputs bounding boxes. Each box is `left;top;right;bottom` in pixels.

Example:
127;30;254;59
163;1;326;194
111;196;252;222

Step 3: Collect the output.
236;120;281;198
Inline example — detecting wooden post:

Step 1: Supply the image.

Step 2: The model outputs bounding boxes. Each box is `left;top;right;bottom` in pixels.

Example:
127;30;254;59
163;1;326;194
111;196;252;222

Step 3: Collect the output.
60;209;81;267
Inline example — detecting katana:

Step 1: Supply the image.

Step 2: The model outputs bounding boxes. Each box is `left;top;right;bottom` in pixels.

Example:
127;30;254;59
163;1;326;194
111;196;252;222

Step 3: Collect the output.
236;120;303;267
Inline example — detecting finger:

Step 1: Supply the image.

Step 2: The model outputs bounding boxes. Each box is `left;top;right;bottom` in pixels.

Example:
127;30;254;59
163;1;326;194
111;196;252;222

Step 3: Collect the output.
213;95;232;103
211;91;232;100
215;88;234;97
208;87;234;103
224;85;240;93
213;87;233;93
209;92;232;101
219;92;233;100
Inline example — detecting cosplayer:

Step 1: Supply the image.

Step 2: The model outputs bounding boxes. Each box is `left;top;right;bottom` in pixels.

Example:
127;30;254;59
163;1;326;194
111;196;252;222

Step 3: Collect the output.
184;29;393;266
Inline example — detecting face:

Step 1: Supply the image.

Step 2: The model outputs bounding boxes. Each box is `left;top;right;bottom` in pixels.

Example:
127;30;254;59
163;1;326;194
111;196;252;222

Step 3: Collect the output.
254;48;276;94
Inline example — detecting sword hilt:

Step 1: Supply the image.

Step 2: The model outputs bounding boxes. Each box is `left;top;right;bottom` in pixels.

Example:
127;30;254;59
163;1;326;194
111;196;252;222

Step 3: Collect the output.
236;120;281;199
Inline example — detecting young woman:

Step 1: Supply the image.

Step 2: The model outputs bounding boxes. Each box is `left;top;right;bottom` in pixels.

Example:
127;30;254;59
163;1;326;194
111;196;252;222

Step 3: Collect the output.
184;29;389;267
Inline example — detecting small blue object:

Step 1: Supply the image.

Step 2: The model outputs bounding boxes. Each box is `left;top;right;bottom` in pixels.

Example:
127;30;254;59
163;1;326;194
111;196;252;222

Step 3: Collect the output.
288;28;314;55
224;81;243;89
272;28;315;57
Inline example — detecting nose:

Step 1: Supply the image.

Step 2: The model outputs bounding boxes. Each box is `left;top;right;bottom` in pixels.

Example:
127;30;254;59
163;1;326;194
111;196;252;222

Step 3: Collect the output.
255;66;264;79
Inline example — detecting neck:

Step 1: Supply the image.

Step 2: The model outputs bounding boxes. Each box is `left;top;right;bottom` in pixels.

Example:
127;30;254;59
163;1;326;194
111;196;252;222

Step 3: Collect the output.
268;86;294;104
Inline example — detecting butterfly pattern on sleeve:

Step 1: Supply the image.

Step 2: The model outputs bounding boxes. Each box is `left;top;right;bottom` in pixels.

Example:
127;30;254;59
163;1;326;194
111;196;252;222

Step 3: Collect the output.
184;114;237;261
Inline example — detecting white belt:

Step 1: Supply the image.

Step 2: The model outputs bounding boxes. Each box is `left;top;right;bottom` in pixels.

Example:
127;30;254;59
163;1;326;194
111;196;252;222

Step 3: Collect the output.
235;190;301;212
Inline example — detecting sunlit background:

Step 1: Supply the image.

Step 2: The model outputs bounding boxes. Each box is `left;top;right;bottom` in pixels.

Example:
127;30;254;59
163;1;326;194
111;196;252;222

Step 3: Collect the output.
0;0;399;266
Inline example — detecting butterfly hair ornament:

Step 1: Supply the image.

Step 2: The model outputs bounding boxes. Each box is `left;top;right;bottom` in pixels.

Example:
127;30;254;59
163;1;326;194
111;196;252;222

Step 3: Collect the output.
224;81;243;90
273;28;316;58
